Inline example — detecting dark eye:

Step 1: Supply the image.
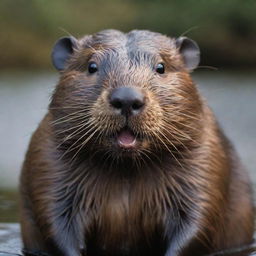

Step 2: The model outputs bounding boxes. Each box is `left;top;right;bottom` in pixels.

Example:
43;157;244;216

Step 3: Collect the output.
155;63;165;74
88;62;98;74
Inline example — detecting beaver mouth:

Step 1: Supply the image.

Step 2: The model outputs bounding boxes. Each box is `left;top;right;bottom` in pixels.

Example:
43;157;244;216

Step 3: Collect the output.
116;127;137;149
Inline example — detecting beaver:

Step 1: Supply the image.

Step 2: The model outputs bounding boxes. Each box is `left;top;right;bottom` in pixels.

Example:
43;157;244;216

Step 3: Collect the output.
19;29;254;256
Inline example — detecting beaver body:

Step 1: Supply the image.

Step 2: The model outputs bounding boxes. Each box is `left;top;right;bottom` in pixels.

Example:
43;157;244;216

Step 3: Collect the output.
20;30;254;256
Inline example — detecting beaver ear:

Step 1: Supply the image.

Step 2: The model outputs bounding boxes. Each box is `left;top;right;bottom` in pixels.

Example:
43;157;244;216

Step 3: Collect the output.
51;36;78;71
175;36;200;71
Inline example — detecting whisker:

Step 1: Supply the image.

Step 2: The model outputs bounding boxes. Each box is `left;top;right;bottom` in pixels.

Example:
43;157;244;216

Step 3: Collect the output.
51;109;88;125
161;118;195;140
56;121;96;150
172;111;201;122
58;123;99;160
149;130;184;170
69;128;100;164
55;116;95;136
160;126;191;154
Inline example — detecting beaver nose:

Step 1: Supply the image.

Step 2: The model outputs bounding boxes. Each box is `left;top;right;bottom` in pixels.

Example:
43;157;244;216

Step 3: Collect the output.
109;87;145;116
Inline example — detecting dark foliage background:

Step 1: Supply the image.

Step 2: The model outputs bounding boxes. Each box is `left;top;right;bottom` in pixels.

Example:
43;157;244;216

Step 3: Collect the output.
1;0;256;70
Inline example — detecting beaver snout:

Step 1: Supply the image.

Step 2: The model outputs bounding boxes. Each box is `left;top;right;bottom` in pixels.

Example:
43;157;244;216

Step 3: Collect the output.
109;87;145;116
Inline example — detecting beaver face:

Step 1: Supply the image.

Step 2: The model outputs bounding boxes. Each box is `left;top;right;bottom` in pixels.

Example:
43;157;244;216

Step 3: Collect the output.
50;29;202;161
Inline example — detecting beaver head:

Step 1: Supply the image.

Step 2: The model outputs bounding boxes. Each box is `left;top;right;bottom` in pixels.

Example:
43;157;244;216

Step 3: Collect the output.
50;29;202;163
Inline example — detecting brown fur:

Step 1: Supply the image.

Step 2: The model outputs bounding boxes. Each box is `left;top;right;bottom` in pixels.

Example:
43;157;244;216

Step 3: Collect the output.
20;29;254;256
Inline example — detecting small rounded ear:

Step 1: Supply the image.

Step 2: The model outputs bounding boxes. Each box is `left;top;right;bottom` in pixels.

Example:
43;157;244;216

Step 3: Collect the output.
51;36;78;71
176;36;200;71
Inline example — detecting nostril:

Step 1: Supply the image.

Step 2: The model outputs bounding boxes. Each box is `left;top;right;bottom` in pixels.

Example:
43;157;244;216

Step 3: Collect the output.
109;87;145;115
110;99;123;109
132;100;144;110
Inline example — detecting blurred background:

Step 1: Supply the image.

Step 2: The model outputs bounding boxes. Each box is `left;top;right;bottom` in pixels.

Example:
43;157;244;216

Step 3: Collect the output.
0;0;256;222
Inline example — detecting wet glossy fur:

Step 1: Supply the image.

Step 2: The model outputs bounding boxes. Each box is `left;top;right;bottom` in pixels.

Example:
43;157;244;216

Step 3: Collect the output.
20;30;254;256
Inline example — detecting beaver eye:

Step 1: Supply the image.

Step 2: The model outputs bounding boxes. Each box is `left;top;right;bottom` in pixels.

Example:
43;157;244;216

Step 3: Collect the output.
155;63;165;74
88;62;98;74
